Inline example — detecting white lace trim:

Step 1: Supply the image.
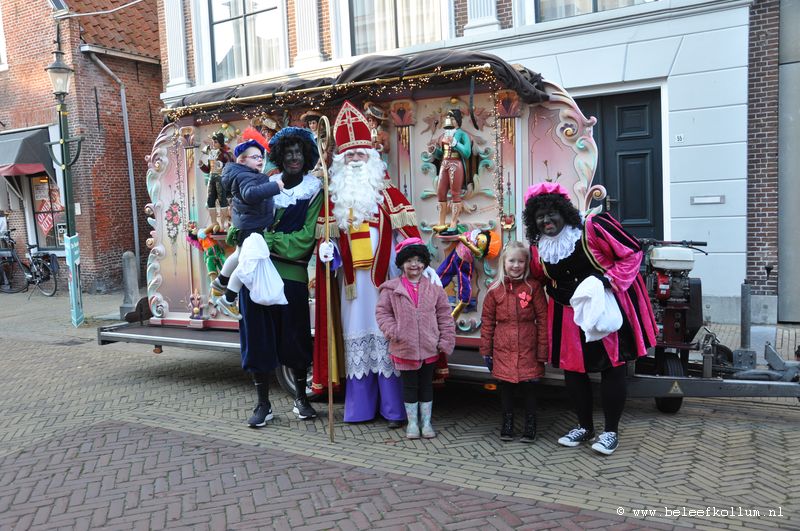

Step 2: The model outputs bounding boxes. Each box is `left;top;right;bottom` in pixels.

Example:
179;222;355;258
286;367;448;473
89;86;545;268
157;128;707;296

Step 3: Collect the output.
538;225;582;264
272;173;321;208
344;331;399;379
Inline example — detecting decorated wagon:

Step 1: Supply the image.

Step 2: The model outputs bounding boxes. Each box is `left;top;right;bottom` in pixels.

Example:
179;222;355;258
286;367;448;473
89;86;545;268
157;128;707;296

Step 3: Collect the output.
98;50;800;410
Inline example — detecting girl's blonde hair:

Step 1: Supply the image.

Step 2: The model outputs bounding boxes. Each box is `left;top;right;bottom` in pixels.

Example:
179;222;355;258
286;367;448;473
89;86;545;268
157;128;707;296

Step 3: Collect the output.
489;240;532;293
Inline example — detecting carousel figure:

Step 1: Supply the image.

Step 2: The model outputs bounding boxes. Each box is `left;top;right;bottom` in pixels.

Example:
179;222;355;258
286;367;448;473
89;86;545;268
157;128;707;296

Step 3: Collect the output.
199;131;234;232
436;229;500;318
364;101;390;158
429;109;472;236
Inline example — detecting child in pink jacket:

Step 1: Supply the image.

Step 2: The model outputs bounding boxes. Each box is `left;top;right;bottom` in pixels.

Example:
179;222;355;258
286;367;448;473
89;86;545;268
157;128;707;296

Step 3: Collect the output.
376;238;456;439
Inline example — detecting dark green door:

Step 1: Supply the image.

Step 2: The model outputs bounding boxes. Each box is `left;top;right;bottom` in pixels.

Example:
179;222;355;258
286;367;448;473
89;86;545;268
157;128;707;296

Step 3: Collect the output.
577;90;663;239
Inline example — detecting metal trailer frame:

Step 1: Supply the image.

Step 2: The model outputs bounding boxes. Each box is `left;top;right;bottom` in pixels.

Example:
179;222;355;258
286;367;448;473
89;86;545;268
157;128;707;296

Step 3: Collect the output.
98;322;800;406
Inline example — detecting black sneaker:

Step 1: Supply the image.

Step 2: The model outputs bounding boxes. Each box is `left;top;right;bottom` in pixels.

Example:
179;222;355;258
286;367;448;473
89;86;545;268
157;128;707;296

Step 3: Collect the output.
292;397;317;420
591;431;619;455
557;427;595;447
248;403;273;428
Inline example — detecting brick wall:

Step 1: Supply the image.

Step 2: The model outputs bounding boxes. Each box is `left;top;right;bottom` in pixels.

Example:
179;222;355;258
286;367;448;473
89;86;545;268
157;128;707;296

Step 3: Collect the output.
454;0;468;37
0;3;162;293
184;0;196;85
157;0;169;85
319;0;331;62
497;0;513;29
68;37;164;291
0;5;61;131
747;0;780;296
287;0;297;67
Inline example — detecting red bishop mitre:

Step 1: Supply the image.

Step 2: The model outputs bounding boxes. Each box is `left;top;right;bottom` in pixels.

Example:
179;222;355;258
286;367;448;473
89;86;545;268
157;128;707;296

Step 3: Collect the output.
333;100;373;153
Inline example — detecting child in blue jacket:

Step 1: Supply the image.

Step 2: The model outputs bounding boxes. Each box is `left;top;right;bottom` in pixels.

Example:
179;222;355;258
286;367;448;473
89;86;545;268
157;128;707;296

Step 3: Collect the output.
210;138;283;318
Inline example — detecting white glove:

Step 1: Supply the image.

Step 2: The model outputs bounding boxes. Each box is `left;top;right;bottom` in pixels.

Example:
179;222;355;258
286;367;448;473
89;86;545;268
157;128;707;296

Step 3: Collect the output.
423;266;442;287
318;241;335;263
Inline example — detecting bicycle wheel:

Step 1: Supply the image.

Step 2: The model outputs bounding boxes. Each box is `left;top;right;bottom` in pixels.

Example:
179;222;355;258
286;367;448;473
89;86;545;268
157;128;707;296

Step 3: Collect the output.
0;258;27;293
34;260;57;297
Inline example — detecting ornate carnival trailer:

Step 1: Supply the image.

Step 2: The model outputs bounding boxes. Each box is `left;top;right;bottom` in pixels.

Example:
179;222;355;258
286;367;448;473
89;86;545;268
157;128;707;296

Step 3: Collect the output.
98;50;800;412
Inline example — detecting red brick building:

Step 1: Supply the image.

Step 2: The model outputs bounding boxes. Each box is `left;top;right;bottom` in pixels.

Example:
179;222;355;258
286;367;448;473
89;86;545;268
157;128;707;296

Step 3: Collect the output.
0;0;163;292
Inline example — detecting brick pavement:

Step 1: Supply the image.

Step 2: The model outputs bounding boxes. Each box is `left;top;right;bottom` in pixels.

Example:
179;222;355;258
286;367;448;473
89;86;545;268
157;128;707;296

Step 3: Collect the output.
1;291;799;529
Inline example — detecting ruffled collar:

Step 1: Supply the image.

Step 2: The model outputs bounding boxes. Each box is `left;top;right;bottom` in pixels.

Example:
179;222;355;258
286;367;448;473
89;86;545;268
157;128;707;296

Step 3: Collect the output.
537;225;582;264
272;173;321;208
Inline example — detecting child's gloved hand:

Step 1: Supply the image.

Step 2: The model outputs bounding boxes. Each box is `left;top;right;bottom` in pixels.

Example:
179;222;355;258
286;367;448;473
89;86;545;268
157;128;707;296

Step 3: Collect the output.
422;266;442;287
483;356;493;371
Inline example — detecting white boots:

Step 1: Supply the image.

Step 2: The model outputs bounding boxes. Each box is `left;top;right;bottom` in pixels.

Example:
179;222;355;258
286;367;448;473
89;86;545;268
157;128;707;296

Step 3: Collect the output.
404;402;420;439
405;401;435;439
419;401;435;438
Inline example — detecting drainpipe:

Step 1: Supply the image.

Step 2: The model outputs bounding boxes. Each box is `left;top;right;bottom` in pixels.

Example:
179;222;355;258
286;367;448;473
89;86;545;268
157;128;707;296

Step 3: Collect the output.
87;52;141;274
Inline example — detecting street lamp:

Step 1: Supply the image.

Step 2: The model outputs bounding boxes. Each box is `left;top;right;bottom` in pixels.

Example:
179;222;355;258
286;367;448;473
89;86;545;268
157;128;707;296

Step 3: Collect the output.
45;23;84;327
45;24;82;237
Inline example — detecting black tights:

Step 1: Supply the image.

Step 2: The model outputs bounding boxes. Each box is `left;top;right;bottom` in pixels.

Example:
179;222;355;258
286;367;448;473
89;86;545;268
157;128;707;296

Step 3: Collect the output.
499;381;538;415
563;364;627;433
400;363;436;403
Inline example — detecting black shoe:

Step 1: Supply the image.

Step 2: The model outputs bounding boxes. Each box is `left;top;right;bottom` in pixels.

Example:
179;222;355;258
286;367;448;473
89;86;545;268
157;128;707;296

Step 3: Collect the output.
500;413;514;441
520;413;537;443
248;402;273;428
292;397;317;420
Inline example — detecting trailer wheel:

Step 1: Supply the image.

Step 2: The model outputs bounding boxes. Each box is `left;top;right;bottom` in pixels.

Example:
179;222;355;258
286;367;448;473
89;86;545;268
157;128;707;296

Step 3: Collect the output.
276;365;317;400
655;354;684;414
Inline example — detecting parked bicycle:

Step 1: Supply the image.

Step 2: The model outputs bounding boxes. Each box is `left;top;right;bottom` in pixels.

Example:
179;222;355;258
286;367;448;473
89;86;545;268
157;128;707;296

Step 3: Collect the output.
0;229;58;296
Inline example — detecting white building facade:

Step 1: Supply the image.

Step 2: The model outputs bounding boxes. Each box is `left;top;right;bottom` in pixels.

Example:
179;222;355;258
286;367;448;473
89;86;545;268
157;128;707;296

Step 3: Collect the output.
159;0;782;324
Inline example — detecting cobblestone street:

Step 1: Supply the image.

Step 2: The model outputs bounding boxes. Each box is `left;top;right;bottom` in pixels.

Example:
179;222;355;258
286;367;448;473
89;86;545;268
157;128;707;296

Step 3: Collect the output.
1;291;798;529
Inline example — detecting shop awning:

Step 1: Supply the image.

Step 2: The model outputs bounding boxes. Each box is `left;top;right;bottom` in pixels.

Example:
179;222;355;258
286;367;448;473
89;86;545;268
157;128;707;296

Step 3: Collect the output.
0;128;55;179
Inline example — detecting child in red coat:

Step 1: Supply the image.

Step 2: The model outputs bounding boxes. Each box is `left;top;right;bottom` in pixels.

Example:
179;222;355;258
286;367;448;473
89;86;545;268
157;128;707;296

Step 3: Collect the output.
376;238;456;439
480;241;548;442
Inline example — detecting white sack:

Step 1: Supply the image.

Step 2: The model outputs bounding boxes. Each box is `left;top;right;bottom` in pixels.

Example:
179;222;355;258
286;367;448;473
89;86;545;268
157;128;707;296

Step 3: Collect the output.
570;275;622;342
237;233;288;306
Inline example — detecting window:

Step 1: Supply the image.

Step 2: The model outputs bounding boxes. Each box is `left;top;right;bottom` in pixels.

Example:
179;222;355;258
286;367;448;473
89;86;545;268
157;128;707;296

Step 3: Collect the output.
28;175;66;250
209;0;284;82
349;0;442;55
535;0;658;23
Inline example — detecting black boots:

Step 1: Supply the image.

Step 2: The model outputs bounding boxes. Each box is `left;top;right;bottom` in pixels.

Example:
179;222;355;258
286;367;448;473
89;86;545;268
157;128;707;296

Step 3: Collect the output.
248;373;273;428
500;413;514;441
520;413;537;443
292;367;317;420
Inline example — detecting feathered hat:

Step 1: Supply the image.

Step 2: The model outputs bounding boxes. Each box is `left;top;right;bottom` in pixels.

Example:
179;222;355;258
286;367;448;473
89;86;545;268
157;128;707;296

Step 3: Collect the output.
241;127;270;153
523;181;571;203
333;101;373;153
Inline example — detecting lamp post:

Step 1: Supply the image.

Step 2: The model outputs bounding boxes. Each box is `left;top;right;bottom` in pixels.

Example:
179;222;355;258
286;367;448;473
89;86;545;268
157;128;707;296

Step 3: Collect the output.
45;24;84;327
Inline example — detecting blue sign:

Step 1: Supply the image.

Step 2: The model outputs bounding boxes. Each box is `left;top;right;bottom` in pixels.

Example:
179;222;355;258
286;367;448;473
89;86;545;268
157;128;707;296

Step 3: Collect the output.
64;234;85;327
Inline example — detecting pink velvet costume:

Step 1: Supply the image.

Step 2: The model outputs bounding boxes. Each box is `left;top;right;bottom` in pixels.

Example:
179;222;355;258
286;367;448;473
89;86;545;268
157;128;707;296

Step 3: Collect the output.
530;212;658;373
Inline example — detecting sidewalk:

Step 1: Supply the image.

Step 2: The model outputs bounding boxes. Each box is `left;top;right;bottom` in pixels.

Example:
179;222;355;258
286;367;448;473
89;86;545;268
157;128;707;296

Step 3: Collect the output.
1;289;798;529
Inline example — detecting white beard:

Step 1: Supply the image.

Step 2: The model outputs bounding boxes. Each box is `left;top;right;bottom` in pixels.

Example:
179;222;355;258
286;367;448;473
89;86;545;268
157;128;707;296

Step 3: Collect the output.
329;150;387;231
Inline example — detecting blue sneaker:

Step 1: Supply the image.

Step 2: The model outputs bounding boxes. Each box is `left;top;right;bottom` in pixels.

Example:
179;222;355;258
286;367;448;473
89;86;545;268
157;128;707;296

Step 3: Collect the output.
557;427;595;447
247;402;273;428
591;431;619;455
